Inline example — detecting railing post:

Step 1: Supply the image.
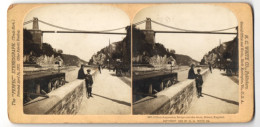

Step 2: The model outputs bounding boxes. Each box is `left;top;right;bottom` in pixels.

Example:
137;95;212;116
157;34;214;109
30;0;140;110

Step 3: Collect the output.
160;82;164;90
36;84;41;94
149;84;153;94
52;80;58;90
48;82;52;92
165;81;169;88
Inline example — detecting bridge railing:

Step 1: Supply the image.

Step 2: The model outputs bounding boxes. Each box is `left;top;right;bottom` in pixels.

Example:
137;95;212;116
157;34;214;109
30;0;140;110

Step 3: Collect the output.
24;79;85;114
133;72;178;102
23;68;100;114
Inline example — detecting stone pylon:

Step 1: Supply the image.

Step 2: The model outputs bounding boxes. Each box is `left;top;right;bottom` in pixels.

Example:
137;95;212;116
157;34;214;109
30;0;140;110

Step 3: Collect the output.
33;17;39;30
143;18;155;44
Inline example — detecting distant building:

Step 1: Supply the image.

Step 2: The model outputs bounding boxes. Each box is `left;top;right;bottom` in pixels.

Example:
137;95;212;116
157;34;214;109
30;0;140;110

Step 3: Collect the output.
28;17;43;49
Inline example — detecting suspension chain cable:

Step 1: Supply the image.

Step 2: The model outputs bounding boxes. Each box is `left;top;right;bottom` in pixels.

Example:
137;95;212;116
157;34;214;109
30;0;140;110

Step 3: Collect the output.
132;20;146;26
23;20;33;25
24;18;237;33
151;20;237;33
24;19;127;32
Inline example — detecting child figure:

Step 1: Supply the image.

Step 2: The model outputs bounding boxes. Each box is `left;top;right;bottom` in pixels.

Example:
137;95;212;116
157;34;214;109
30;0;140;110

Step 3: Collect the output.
195;69;204;98
85;69;94;98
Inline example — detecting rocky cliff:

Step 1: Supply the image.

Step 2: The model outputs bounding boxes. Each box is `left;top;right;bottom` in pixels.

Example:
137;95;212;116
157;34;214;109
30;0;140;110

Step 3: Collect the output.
175;54;199;66
88;26;131;68
200;37;238;69
61;54;88;66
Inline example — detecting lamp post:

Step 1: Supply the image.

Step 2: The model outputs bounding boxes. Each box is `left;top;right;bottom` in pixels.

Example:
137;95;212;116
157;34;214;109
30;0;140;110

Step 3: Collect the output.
55;56;62;73
171;62;173;73
58;61;61;73
169;61;174;73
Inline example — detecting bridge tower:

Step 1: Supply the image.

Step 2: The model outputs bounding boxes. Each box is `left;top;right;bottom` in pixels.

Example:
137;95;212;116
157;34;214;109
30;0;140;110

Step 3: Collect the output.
143;18;155;44
33;17;39;30
29;17;43;49
145;18;152;30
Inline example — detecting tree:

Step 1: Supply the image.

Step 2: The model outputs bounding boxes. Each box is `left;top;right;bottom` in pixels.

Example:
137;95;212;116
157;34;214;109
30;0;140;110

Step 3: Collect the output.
132;26;177;63
23;29;42;57
42;43;54;56
58;49;63;53
200;58;206;65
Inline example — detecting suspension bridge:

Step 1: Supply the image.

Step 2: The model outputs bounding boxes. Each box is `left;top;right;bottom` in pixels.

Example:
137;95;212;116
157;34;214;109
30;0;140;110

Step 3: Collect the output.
23;17;238;51
24;17;237;35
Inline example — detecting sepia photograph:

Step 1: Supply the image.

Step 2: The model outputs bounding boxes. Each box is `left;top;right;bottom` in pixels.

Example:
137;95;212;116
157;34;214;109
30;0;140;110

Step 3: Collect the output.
22;4;131;115
132;4;239;115
7;3;254;123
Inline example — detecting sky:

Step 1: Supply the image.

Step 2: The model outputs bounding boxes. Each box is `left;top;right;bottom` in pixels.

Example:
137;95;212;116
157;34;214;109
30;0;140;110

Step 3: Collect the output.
24;4;130;61
133;4;238;61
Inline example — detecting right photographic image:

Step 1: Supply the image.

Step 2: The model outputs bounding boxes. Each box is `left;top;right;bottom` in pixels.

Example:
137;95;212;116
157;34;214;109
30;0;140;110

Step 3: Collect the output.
132;4;239;115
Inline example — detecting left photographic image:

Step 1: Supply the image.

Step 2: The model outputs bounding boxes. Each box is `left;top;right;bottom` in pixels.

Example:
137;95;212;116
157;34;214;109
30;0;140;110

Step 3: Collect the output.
22;4;131;115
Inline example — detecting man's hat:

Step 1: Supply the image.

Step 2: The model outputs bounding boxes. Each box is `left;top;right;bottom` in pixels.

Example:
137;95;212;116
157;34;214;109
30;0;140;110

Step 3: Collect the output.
87;69;91;72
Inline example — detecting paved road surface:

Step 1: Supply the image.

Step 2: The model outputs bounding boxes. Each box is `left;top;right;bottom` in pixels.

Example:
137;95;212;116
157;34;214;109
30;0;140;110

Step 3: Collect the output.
176;67;206;82
78;69;131;115
62;66;95;82
187;69;239;114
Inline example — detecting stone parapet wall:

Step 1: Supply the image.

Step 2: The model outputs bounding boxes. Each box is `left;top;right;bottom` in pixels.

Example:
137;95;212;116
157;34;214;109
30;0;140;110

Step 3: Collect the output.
24;80;85;114
133;69;210;114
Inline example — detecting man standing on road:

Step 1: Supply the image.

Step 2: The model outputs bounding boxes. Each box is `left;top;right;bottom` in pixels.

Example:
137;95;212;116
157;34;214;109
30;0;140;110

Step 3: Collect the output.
85;69;94;98
98;64;102;74
77;65;85;79
209;62;212;73
188;64;196;79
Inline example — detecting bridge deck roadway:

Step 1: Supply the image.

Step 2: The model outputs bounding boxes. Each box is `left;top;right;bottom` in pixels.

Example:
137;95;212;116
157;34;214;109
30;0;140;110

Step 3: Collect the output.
77;69;131;115
187;69;239;114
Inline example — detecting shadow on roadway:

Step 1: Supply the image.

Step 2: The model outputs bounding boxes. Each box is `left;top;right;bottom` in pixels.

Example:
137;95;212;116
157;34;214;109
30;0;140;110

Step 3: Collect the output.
92;93;131;107
220;72;239;84
109;73;131;87
202;93;239;105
